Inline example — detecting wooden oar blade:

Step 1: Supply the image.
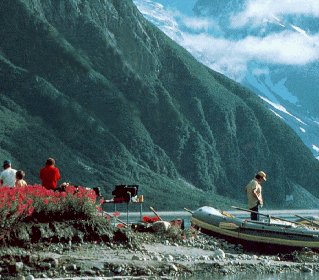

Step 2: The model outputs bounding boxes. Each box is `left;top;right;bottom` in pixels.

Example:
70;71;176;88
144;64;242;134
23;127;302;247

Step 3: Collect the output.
149;206;163;221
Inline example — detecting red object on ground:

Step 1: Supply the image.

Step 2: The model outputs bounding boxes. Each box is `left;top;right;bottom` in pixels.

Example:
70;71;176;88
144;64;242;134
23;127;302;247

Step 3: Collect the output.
143;216;160;223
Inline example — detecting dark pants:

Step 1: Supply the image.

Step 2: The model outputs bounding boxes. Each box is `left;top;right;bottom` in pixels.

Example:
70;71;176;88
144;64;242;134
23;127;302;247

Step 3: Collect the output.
250;205;259;221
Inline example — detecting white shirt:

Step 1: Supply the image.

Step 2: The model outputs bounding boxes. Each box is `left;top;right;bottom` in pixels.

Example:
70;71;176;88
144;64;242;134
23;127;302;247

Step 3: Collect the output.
245;179;262;209
0;167;17;187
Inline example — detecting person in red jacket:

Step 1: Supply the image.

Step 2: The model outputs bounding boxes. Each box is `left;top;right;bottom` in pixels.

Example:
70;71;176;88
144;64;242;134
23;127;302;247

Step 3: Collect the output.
40;158;61;190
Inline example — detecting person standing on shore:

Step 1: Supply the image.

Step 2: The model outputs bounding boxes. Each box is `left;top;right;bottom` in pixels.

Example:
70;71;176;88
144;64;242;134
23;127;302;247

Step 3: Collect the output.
245;171;267;221
40;158;61;191
0;160;17;188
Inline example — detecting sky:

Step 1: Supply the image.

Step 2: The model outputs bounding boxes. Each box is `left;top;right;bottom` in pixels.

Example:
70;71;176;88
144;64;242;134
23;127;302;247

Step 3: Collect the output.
230;0;319;28
134;0;319;81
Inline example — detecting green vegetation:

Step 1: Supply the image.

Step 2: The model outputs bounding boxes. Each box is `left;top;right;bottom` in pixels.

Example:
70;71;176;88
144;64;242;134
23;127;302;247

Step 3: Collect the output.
0;0;318;210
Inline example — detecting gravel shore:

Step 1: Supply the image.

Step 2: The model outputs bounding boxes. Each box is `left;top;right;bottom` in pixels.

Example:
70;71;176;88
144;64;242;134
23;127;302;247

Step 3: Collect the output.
1;220;319;280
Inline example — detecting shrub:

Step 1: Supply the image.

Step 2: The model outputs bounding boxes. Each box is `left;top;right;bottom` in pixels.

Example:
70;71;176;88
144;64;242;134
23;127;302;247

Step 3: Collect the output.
0;185;100;235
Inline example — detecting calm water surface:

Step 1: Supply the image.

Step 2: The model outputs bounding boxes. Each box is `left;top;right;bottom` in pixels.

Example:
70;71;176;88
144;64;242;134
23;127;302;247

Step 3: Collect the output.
104;207;319;226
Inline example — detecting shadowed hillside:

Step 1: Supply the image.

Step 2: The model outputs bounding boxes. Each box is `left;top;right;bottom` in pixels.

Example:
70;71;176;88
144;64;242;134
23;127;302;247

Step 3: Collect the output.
0;0;318;209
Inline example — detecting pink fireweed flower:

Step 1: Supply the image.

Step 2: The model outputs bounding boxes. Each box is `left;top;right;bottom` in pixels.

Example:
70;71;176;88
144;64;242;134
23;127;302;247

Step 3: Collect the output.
0;184;101;227
17;204;27;215
59;192;67;198
27;206;34;216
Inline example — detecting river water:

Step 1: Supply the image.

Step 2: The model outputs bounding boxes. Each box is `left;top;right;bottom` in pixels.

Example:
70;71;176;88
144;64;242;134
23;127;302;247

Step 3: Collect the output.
104;206;319;227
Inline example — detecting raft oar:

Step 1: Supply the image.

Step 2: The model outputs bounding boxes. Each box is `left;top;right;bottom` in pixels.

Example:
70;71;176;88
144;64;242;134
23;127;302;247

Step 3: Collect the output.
149;206;163;221
183;207;193;214
231;206;303;226
103;211;128;227
295;214;314;223
295;214;319;227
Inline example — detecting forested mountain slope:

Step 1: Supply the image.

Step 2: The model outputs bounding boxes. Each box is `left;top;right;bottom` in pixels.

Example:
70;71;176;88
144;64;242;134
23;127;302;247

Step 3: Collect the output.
0;0;318;209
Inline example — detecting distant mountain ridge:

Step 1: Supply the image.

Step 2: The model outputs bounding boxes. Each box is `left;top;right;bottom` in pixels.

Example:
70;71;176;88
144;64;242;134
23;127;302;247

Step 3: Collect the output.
0;0;319;209
135;0;319;160
193;0;319;157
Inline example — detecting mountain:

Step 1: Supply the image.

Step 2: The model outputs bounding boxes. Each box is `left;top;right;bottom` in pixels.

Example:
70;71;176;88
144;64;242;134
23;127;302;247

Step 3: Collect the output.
1;0;319;210
193;0;319;158
134;0;319;160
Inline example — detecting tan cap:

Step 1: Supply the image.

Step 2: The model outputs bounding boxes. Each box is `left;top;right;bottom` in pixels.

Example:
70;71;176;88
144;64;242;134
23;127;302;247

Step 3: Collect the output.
257;171;267;181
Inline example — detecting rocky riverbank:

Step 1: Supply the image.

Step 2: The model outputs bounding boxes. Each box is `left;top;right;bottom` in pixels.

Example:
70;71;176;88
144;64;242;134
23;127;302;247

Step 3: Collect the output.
1;220;319;280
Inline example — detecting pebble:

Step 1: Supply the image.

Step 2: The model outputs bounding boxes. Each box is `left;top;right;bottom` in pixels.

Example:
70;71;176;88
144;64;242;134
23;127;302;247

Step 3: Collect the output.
83;269;96;275
169;264;178;272
302;266;313;273
213;248;226;259
153;255;162;261
114;266;123;274
220;268;229;274
39;262;51;270
15;261;24;272
165;255;174;261
66;264;77;271
132;255;141;260
200;255;210;261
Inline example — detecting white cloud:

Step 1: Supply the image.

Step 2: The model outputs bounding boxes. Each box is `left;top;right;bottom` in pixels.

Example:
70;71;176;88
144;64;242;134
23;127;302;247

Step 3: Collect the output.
181;16;218;32
235;32;319;64
231;0;319;28
134;0;319;80
252;68;269;76
180;31;319;80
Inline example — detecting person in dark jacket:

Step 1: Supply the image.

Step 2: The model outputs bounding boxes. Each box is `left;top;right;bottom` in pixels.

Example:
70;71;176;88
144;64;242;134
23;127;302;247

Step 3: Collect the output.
39;158;61;190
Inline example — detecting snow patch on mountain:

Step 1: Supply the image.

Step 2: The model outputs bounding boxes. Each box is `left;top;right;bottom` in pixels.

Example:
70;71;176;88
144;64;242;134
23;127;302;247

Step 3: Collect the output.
313;145;319;153
134;0;181;41
260;96;306;125
271;16;286;28
269;109;284;120
290;24;309;37
313;145;319;160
